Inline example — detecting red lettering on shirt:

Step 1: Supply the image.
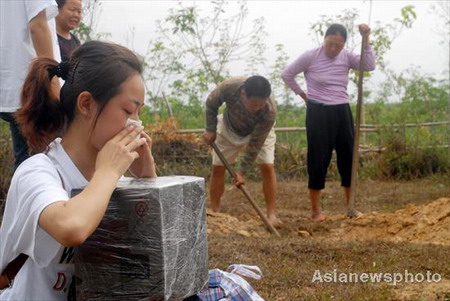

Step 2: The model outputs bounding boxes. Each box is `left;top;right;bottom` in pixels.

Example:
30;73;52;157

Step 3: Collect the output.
53;272;66;291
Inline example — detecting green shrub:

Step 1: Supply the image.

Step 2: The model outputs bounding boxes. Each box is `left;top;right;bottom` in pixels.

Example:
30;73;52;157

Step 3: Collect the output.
376;132;450;180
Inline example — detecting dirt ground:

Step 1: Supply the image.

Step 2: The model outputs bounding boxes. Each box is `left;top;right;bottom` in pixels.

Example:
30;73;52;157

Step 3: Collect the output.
206;177;450;300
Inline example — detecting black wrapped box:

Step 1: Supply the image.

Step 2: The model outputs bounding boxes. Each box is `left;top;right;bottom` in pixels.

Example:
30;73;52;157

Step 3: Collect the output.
72;176;208;300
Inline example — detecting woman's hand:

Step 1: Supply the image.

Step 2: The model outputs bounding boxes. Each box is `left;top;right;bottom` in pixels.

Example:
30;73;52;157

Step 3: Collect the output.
95;126;147;180
299;91;308;102
358;24;370;36
358;24;371;46
129;130;157;178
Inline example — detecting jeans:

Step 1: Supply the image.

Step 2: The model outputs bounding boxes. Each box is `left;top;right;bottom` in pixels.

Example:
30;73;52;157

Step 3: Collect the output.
0;112;29;170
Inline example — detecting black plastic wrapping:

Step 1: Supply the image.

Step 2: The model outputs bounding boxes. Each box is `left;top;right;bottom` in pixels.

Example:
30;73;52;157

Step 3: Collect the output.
72;176;208;300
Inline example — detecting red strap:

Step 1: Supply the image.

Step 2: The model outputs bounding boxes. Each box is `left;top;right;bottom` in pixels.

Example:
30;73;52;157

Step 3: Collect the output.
0;254;28;289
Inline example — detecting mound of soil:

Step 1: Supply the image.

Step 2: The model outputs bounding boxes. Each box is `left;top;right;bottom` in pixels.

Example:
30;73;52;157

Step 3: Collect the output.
208;197;450;246
206;209;268;237
333;197;450;245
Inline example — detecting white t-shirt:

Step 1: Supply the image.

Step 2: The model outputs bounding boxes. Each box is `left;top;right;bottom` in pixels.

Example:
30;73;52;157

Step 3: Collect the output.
0;0;61;113
0;138;87;300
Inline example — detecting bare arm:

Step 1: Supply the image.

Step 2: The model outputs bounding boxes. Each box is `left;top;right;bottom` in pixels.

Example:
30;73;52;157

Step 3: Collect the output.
39;127;146;247
29;9;54;58
29;8;60;97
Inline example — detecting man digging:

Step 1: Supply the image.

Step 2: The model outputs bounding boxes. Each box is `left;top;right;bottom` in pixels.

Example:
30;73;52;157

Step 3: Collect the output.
203;75;280;226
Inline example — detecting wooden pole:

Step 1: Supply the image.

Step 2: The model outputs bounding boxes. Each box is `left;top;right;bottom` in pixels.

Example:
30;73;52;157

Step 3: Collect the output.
162;92;174;118
348;34;369;217
210;142;280;237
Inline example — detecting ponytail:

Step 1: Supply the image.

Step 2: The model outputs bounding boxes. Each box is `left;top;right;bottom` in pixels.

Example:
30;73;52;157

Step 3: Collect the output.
16;58;65;153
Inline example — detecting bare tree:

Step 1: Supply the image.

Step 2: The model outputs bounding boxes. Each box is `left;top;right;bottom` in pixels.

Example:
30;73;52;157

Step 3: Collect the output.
142;0;268;110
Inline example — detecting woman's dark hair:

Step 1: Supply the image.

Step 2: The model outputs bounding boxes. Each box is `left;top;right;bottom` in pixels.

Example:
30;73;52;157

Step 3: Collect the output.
325;23;347;42
55;0;66;9
243;75;271;98
17;41;143;153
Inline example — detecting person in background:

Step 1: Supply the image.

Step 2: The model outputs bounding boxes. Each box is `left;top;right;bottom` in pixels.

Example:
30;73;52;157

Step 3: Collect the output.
281;23;375;221
203;76;280;226
0;41;157;300
0;0;61;170
55;0;82;61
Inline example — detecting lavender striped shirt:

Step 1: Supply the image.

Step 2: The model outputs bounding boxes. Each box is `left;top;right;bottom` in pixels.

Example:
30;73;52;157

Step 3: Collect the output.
281;45;376;105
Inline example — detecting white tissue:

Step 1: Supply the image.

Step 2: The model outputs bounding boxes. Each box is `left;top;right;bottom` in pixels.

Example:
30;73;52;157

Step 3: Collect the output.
126;118;143;138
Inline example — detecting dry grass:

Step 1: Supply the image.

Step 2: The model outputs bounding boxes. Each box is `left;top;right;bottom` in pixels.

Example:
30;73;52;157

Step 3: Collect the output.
208;237;450;300
207;177;450;300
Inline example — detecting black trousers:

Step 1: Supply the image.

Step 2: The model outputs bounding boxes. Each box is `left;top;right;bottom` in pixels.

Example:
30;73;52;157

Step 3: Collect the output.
305;101;354;190
0;112;30;170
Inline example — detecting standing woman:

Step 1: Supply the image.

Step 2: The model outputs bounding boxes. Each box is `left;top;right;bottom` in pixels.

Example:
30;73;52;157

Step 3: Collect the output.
55;0;82;61
281;24;375;221
0;41;156;300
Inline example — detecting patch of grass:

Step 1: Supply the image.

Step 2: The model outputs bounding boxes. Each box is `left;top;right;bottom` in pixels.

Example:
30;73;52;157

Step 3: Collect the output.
207;236;450;300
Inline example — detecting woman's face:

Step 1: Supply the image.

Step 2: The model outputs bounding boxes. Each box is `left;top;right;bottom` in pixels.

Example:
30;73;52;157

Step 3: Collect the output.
323;34;345;58
56;0;82;32
90;73;145;151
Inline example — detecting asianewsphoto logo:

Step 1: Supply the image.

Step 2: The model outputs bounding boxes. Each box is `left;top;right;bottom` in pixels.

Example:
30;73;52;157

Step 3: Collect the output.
311;269;442;285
